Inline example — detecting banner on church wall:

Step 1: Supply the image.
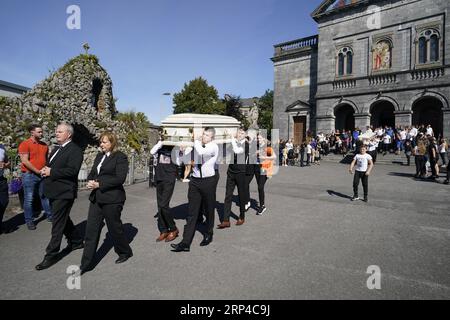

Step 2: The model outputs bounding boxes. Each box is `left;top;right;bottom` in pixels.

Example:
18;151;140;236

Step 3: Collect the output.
290;78;310;88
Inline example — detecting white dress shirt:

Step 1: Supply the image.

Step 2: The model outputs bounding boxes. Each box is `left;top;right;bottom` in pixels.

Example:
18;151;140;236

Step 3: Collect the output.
191;140;219;178
49;140;71;163
97;152;111;174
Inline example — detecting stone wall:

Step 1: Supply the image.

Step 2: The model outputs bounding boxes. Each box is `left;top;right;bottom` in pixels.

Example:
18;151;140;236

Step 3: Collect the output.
0;54;157;171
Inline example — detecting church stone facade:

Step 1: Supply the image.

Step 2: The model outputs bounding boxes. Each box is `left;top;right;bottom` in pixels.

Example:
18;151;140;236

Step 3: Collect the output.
272;0;450;145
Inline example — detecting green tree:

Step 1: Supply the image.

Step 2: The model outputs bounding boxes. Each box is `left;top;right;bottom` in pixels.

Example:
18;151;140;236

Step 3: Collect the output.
116;111;151;153
223;94;249;128
173;77;225;115
257;89;273;133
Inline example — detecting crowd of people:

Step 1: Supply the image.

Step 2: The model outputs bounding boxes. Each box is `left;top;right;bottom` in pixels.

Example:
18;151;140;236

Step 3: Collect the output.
277;124;449;184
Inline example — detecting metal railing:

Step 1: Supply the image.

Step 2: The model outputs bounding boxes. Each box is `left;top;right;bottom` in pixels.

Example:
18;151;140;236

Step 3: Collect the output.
78;152;150;190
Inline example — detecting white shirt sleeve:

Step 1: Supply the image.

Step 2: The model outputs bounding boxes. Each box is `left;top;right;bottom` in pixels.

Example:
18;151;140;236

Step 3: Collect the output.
231;138;244;154
150;141;163;156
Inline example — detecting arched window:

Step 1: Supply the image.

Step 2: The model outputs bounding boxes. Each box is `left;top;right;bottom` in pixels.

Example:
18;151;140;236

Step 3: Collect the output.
347;51;353;75
430;35;439;62
338;53;345;76
336;47;353;77
418;37;427;64
372;40;392;71
416;29;440;64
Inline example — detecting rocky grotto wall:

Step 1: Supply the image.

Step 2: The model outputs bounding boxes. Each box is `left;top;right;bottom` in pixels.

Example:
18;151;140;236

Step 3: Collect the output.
0;54;156;171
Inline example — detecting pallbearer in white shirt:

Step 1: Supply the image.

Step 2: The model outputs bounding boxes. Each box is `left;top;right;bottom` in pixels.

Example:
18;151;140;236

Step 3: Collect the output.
171;127;219;252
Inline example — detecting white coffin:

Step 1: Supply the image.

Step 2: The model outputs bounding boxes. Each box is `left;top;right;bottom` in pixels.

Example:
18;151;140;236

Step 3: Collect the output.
160;113;241;146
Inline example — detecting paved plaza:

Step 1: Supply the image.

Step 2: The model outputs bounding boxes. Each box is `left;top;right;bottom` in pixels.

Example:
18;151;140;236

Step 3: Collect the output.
0;162;449;300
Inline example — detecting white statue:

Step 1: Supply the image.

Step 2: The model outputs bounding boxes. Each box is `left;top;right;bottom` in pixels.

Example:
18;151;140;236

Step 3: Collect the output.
248;105;259;129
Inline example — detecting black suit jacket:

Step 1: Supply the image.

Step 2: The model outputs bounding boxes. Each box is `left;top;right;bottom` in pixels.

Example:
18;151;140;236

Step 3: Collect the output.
43;141;84;200
88;151;128;204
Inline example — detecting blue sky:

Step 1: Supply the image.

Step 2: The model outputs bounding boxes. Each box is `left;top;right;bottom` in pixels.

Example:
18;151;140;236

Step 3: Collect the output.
1;0;320;124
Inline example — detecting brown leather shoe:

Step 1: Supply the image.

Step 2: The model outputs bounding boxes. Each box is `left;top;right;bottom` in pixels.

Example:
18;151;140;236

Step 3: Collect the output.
156;232;169;242
165;228;179;242
217;221;231;229
235;219;245;226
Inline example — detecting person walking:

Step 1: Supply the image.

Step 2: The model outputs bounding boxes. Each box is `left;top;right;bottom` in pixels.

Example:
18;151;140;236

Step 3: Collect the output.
255;135;276;215
428;137;439;180
18;124;53;230
150;136;183;243
0;144;10;234
35;122;84;271
439;138;448;168
349;145;374;202
171;128;219;252
80;131;133;272
218;127;247;229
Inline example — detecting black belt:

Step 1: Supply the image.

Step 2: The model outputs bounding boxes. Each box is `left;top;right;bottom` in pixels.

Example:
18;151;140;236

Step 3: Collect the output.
192;176;215;180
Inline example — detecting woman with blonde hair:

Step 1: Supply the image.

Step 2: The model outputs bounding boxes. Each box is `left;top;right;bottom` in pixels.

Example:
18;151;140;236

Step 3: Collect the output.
80;131;133;273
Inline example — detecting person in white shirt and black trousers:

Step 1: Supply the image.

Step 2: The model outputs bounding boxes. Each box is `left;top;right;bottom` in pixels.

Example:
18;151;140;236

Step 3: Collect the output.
80;131;133;273
150;137;182;243
171;127;219;252
349;145;374;202
217;127;247;228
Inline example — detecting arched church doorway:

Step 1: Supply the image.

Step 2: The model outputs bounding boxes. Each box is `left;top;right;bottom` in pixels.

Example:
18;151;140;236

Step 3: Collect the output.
412;97;443;138
370;101;395;128
335;104;355;132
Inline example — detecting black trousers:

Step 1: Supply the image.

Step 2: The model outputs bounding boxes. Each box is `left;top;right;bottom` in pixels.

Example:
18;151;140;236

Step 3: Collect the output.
223;171;246;221
0;178;9;231
447;161;450;180
415;155;426;176
254;168;268;207
45;199;82;259
156;179;176;232
182;176;216;246
300;152;305;166
369;151;377;164
81;201;132;269
353;171;368;198
199;170;219;222
430;159;438;177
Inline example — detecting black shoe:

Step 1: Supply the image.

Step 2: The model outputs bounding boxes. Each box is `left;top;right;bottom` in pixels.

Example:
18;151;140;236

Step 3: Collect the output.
115;253;133;264
35;257;57;271
363;197;368;202
26;222;36;230
46;216;53;223
170;242;190;252
444;180;449;185
200;234;213;247
66;242;84;252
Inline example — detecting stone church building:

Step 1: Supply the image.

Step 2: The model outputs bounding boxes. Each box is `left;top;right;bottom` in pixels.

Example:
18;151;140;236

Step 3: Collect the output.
272;0;450;144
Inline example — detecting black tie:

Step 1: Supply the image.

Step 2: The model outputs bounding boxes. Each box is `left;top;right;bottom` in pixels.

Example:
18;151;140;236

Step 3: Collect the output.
197;145;205;178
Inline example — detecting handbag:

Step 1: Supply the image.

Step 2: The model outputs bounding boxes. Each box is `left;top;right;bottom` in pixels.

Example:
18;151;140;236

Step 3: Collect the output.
9;177;23;194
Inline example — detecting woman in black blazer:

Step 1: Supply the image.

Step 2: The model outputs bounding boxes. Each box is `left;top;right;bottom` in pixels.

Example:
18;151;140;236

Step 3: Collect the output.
80;131;133;272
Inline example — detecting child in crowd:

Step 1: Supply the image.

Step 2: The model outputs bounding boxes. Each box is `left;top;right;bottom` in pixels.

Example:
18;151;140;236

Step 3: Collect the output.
349;145;374;202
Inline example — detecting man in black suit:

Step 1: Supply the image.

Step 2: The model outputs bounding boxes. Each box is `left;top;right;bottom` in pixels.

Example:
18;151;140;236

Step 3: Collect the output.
36;122;84;270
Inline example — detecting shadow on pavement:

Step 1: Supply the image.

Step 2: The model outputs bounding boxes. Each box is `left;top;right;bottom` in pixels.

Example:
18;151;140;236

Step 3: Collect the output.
87;223;138;272
327;190;352;200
